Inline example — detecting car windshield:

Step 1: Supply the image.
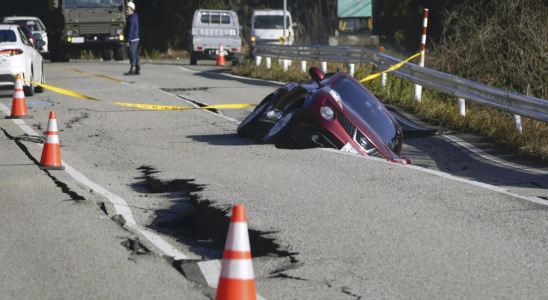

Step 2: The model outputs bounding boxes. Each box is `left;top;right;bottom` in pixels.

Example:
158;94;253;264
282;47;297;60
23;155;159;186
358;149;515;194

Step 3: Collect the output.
331;77;401;152
0;30;17;43
4;20;44;31
253;15;290;29
64;0;123;8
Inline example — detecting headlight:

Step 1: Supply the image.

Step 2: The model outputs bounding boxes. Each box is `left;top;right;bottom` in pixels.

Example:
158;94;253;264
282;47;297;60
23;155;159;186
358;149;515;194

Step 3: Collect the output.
116;28;123;35
66;30;73;37
320;106;335;121
328;89;343;110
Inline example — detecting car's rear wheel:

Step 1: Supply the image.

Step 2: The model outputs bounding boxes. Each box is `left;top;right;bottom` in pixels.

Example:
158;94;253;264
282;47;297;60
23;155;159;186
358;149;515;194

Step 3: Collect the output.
49;49;60;63
114;45;124;61
237;100;270;139
102;48;113;61
263;108;299;148
35;65;45;93
190;51;198;65
24;69;35;97
59;49;70;62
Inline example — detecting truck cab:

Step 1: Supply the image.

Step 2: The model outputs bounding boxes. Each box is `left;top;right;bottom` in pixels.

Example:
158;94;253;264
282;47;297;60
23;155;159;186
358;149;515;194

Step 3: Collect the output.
250;9;295;46
48;0;126;62
190;10;242;65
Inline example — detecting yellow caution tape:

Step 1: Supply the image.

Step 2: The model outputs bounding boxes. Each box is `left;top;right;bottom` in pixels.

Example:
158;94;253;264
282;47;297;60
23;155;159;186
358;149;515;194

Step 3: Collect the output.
20;78;256;110
359;52;424;83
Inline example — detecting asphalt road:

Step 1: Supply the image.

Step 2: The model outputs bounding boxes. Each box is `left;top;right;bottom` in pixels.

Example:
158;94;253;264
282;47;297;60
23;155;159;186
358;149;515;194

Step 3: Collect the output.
1;59;548;299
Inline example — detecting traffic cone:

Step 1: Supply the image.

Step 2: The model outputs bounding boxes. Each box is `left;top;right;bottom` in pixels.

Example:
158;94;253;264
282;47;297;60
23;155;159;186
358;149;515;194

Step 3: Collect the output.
215;205;257;300
216;43;226;66
5;74;33;119
39;111;65;170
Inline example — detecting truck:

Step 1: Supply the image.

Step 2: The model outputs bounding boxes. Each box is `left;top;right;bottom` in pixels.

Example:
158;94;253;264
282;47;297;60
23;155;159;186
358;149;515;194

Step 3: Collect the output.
190;10;243;65
250;9;295;46
328;0;379;49
46;0;126;62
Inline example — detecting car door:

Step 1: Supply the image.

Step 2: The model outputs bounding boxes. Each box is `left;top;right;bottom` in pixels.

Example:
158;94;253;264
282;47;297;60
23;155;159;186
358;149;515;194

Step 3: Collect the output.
16;26;41;83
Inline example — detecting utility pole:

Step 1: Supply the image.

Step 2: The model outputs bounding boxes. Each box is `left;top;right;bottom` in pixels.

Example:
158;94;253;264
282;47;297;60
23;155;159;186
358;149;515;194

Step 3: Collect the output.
283;0;287;44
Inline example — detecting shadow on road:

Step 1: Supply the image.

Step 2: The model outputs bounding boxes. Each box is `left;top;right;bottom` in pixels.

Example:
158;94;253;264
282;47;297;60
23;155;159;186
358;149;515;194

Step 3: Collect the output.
193;69;284;88
404;135;548;193
186;133;258;146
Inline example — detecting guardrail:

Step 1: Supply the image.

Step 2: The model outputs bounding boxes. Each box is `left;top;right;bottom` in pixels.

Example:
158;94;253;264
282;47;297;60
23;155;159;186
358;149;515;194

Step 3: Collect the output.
253;44;548;132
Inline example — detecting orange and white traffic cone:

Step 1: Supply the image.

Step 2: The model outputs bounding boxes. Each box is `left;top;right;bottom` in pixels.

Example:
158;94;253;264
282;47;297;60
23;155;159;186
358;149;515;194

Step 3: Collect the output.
215;205;257;300
216;43;226;66
39;111;65;170
5;74;32;119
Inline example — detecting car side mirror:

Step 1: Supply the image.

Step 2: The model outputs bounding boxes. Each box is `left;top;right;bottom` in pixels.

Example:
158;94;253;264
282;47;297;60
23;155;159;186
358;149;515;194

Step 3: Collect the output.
309;66;324;87
35;39;46;49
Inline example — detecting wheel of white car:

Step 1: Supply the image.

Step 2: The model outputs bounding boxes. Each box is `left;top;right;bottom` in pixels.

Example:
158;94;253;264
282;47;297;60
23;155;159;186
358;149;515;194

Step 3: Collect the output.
24;68;35;97
35;65;45;93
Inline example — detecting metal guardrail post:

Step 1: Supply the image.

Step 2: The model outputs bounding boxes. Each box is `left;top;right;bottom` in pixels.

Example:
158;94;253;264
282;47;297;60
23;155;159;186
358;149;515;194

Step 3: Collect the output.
255;56;262;67
514;115;523;134
266;57;271;69
301;61;307;72
321;62;327;73
349;64;355;77
381;73;387;88
283;59;289;71
414;9;429;102
458;98;466;117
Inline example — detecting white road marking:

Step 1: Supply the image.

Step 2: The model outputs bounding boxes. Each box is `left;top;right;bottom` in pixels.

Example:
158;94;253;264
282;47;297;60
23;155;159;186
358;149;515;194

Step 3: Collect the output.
198;260;222;288
176;65;286;85
321;148;548;207
1;99;267;299
444;134;548;175
1;102;190;260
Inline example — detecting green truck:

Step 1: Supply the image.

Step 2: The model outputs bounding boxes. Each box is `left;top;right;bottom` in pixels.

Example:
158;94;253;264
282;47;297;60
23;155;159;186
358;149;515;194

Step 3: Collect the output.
47;0;126;62
328;0;378;48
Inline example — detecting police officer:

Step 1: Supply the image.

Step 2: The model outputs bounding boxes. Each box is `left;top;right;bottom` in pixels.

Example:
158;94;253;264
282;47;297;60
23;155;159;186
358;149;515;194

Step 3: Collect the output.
124;1;140;75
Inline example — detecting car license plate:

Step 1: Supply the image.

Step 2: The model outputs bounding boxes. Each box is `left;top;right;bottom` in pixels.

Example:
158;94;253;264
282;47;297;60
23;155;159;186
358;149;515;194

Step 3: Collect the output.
341;142;359;155
71;37;84;44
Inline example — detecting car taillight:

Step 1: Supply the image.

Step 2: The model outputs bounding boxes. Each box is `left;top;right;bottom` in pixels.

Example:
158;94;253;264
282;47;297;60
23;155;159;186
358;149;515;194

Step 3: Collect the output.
197;46;203;50
231;48;238;51
0;49;23;57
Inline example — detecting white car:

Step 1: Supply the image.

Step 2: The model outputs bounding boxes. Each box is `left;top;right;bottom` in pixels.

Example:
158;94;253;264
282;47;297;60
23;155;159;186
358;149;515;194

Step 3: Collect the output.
2;16;48;55
0;24;46;96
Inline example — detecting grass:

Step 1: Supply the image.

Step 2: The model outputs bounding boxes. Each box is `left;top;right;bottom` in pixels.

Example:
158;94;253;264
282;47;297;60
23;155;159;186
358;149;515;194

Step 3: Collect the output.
232;60;548;164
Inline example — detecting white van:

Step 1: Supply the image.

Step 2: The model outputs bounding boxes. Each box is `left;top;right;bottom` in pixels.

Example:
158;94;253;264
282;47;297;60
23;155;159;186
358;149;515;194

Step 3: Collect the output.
250;9;295;46
191;10;243;65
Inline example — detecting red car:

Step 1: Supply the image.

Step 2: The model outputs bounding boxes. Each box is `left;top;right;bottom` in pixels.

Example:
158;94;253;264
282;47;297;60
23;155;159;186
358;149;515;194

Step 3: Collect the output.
237;67;411;165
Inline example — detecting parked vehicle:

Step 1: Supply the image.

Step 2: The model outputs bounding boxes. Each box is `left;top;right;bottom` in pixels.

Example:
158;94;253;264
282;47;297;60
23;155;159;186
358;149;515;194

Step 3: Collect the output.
249;9;296;58
0;24;46;96
2;16;48;56
46;0;126;62
237;67;411;165
191;9;243;65
250;9;295;45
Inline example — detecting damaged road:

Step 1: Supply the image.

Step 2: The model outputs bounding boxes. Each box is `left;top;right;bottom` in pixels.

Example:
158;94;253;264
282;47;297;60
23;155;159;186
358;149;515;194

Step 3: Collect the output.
3;61;548;300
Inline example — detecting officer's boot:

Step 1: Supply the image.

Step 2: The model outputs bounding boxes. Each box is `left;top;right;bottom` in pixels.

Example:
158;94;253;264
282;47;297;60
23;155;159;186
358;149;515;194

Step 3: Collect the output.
124;65;135;76
135;63;140;75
